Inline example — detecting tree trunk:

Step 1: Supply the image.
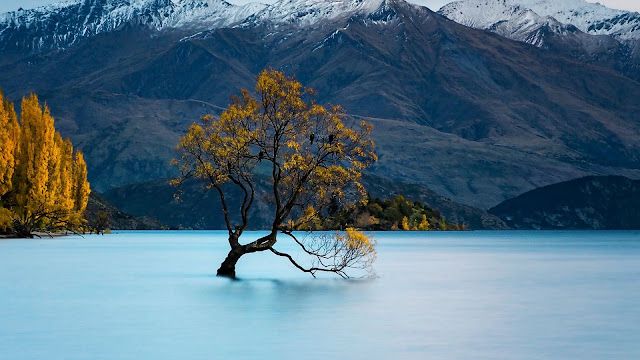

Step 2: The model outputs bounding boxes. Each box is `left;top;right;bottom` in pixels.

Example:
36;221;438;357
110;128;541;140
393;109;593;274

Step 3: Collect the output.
217;248;245;278
217;232;276;278
12;220;34;239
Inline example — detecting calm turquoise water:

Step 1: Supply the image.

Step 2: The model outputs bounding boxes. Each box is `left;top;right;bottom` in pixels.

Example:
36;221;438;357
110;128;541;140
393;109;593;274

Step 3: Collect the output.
1;231;639;359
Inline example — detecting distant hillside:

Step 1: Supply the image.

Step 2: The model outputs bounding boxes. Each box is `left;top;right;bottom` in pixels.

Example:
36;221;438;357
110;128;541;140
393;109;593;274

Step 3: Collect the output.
102;174;508;230
85;192;164;230
488;176;640;229
102;177;274;231
361;174;508;230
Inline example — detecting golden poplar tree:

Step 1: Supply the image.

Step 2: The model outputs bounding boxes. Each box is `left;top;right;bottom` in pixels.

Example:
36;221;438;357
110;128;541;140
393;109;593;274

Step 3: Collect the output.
13;94;55;221
46;132;63;208
0;91;20;231
402;216;410;231
1;93;91;237
72;151;90;215
418;214;430;231
58;137;75;213
0;90;19;198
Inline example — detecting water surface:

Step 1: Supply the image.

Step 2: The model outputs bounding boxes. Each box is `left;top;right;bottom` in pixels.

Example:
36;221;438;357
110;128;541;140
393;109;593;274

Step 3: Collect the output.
1;231;639;359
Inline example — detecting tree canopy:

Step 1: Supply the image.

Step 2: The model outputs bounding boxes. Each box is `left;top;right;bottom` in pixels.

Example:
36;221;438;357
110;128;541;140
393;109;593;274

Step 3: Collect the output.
173;69;378;278
0;91;90;237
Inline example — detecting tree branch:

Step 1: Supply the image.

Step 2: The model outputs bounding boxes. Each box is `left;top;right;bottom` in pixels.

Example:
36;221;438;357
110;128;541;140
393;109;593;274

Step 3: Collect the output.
269;247;348;279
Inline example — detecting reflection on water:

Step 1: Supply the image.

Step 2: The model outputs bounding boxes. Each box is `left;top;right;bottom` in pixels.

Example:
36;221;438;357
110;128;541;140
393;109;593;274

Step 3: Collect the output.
1;231;639;359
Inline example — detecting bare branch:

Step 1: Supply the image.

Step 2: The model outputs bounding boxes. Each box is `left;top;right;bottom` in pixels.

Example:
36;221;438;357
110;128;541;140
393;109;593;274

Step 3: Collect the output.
269;247;350;279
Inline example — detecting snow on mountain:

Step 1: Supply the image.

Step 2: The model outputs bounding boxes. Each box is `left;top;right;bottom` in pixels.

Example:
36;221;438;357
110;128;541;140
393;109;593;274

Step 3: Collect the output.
242;0;388;28
0;0;267;52
485;7;567;46
0;0;403;53
439;0;640;42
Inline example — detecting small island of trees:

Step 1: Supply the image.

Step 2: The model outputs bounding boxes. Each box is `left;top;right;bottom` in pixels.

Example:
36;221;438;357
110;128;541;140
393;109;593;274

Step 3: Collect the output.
0;91;90;238
311;194;467;231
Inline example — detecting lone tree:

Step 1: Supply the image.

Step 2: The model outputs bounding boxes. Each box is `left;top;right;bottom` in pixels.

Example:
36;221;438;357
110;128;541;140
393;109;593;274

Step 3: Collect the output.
172;69;378;278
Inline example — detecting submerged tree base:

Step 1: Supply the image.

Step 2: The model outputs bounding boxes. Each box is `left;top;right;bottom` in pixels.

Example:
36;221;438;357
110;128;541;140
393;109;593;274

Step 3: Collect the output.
216;248;244;278
216;269;236;279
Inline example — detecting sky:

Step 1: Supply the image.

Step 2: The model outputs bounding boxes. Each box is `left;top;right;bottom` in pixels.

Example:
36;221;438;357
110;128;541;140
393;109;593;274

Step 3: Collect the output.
1;0;639;14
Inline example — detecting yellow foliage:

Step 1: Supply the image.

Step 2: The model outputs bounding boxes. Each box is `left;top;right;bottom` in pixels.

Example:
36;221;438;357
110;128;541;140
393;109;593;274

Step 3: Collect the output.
418;214;430;231
0;207;13;231
0;91;19;197
0;92;90;236
13;94;55;219
338;228;377;257
58;138;75;212
401;216;410;231
171;69;380;277
73;151;90;214
173;69;377;234
46;132;63;208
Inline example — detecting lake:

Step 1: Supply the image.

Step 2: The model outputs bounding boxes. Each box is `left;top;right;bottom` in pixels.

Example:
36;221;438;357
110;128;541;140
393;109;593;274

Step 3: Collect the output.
1;231;639;359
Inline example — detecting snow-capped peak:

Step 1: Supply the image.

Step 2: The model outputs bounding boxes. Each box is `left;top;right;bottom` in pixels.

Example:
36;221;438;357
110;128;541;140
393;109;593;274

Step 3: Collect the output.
243;0;388;28
439;0;640;41
0;0;268;52
0;0;269;30
0;0;403;53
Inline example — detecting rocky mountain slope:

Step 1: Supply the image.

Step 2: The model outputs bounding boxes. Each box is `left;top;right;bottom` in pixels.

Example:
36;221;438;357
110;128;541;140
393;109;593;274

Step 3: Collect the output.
439;0;640;81
85;192;165;230
1;0;640;209
489;176;640;229
0;0;265;54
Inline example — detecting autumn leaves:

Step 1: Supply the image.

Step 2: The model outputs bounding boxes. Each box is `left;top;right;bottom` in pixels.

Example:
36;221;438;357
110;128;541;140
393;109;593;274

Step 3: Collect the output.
0;92;90;237
173;69;378;277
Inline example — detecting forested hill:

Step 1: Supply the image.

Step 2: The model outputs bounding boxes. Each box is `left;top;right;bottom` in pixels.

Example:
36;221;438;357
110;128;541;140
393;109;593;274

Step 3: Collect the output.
489;176;640;230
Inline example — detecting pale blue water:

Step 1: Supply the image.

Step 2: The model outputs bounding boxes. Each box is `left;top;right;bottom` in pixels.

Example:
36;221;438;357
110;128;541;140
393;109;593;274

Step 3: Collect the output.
1;231;639;359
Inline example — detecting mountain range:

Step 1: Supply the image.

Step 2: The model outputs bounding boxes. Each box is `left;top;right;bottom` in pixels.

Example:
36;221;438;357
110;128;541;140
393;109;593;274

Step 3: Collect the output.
439;0;640;81
1;0;639;211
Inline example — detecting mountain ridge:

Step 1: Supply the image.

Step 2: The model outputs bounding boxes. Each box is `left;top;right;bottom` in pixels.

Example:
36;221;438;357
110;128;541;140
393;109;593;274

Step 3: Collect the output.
438;0;640;81
439;0;640;41
0;0;267;53
0;0;412;54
